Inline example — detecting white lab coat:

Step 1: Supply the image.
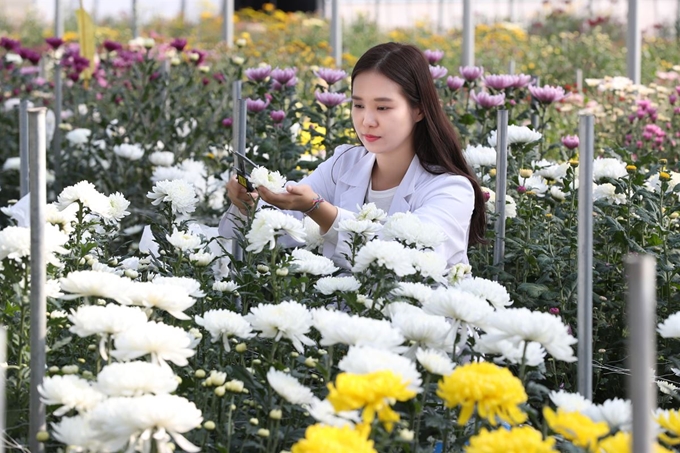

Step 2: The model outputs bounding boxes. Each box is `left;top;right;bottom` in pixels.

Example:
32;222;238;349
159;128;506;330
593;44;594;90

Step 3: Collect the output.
218;144;475;268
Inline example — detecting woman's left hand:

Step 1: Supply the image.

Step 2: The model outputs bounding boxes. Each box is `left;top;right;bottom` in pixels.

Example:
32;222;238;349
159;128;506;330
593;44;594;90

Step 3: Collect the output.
257;184;319;213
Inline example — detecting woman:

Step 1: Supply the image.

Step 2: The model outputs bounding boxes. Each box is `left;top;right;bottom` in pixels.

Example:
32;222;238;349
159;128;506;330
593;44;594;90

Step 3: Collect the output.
219;42;486;268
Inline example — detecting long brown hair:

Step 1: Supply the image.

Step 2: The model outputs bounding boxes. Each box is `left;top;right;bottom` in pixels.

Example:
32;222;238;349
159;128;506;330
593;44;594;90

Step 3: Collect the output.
351;42;486;245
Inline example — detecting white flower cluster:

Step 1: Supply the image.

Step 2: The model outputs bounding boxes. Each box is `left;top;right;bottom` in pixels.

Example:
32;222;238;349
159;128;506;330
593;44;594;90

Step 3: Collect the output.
250;166;288;193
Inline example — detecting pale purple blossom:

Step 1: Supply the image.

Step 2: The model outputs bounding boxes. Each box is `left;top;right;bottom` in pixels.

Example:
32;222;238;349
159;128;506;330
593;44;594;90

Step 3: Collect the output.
470;90;505;109
423;49;444;64
245;65;272;82
561;135;579;150
246;98;270;113
270;67;297;84
429;65;448;80
459;65;484;82
446;76;465;91
271;77;297;90
529;85;568;104
314;91;350;108
483;75;516;90
313;68;347;85
270;110;285;123
511;74;533;89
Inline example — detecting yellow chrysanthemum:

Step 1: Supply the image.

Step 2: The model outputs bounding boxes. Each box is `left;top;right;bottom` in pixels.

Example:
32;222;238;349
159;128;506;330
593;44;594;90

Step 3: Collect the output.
327;371;416;432
598;431;673;453
656;409;680;445
436;362;528;427
465;426;557;453
298;121;326;154
291;424;376;453
543;407;609;450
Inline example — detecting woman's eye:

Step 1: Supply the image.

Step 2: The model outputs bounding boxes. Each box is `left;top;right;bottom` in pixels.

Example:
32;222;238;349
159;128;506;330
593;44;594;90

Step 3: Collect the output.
377;106;389;111
353;104;363;109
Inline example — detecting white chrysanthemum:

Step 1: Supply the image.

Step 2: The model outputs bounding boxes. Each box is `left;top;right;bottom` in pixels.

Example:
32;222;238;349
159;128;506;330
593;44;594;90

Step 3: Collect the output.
113;143;144;161
411;250;448;282
89;394;202;453
2;156;20;170
0;224;68;266
352;239;415;277
522;175;550;196
250;166;287;193
65;128;91;145
382;212;447;250
593;183;627;205
646;171;680;197
463;144;496;168
483;188;517;219
46;202;78;234
474;336;546;367
488;125;542;147
480;308;577;362
549;390;593;412
338;345;422;392
149;151;175;167
68;304;148;337
356;203;387;222
391;282;433;305
167;229;203;251
582;398;632;431
387;304;452;353
190;251;214;266
51;415;104;451
151;166;186;183
38;375;105;416
96;361;178;396
46;279;64;298
152;275;205;298
311;308;406;352
266;368;315;405
659;312;680;338
423;286;494;325
107;192;131;222
306;398;360;427
550;186;567;201
56;181;111;217
245;301;315;353
147;179;198;215
592;157;627;181
59;270;134;305
314;276;361;295
658;380;679;395
245;209;306;253
289;248;338;275
336;218;383;238
533;159;569;182
212;280;239;293
415;348;455;375
302;216;324;252
454;276;512;309
447;264;472;285
111;321;196;367
126;281;196;320
195;309;254;351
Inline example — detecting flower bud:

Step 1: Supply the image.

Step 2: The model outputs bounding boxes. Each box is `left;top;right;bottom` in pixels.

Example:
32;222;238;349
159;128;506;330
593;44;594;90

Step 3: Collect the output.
249;418;259;426
235;343;247;353
569;159;579;167
87;344;96;351
257;429;270;437
236;38;247;47
124;269;139;279
257;264;269;273
660;171;671;181
670;212;679;220
225;379;245;393
203;421;216;430
230;404;237;410
488;168;497;177
275;268;289;277
61;365;79;375
36;431;50;442
48;366;60;373
231;56;245;65
269;409;282;420
626;164;637;173
290;351;299;358
398;429;414;441
214;386;226;397
519;168;533;178
170;57;181;66
82;370;94;379
195;369;206;378
304;357;318;368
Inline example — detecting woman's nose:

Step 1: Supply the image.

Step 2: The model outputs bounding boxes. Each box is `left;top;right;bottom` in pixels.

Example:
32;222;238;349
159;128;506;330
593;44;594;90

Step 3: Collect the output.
362;111;377;127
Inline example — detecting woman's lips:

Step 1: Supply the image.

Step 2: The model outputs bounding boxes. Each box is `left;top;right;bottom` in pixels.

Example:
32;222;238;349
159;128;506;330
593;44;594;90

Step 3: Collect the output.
363;134;380;142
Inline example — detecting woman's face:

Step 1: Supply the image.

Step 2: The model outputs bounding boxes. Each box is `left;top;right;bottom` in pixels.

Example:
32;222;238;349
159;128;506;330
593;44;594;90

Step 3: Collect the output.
351;70;423;160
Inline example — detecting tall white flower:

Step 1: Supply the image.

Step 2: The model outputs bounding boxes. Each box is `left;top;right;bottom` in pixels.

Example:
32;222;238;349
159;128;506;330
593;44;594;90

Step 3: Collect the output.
659;312;680;338
111;321;196;367
480;308;577;362
0;224;69;266
306;398;360;427
474;336;546;367
51;415;104;451
423;286;494;326
352;239;415;277
38;375;105;416
147;179;198;215
382;212;447;250
592;157;627;181
56;181;111;217
245;209;306;253
96;361;179;396
245;301;315;353
126;282;196;320
250;167;288;193
68;304;148;338
411;249;448;282
195;309;254;351
65;128;91;145
488;125;542;147
311;308;405;353
303;216;324;252
391;282;433;305
593;183;627;205
59;270;134;305
454;276;512;309
167;229;203;251
152;275;206;298
106;192;131;222
113;143;144;161
356;203;387;222
336;218;383;238
483;188;517;219
386;303;452;354
149;151;175;167
266;368;315;405
582;398;632;431
415;348;455;375
338;345;422;392
549;390;593;412
314;276;361;295
289;248;338;275
447;263;472;285
463;144;496;168
534;160;569;182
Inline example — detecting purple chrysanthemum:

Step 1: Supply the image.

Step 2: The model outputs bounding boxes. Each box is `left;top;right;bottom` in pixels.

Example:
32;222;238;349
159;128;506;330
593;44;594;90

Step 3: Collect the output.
484;75;515;90
470;90;505;109
245;65;272;82
423;49;444;64
246;98;270;113
446;76;465;91
270;67;297;84
561;135;579;150
170;38;188;52
313;67;347;85
429;65;448;80
529;85;567;104
459;65;484;82
314;91;350;108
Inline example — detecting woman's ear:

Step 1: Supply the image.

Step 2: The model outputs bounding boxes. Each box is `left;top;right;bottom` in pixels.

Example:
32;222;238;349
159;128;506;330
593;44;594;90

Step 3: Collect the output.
414;106;425;123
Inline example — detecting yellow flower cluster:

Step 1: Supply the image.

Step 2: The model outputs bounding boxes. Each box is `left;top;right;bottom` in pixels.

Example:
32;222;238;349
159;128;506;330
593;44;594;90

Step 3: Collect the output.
327;370;416;432
436;362;528;426
291;424;376;453
598;431;673;453
543;407;609;450
656;409;680;446
465;426;557;453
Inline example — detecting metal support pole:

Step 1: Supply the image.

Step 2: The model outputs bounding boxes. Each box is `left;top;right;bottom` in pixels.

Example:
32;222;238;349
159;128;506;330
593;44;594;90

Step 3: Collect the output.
374;0;380;25
577;114;594;400
28;107;47;453
576;68;583;94
19;100;29;197
627;0;641;83
222;0;234;46
626;254;657;453
54;0;63;38
530;75;540;129
462;0;474;67
493;109;508;276
508;0;515;22
437;0;445;34
330;0;342;68
53;63;63;194
508;59;515;75
0;327;5;453
231;81;243;264
132;0;139;39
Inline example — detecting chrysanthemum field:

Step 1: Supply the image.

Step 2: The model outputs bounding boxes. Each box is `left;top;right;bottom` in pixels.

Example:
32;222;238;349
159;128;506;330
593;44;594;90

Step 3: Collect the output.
2;2;680;452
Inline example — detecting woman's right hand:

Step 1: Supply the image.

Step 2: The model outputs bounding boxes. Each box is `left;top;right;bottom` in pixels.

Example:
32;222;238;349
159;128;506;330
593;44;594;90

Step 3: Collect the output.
226;175;259;215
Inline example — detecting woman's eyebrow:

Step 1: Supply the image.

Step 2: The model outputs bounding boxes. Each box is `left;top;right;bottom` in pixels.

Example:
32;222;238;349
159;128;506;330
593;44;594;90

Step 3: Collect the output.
351;95;395;102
